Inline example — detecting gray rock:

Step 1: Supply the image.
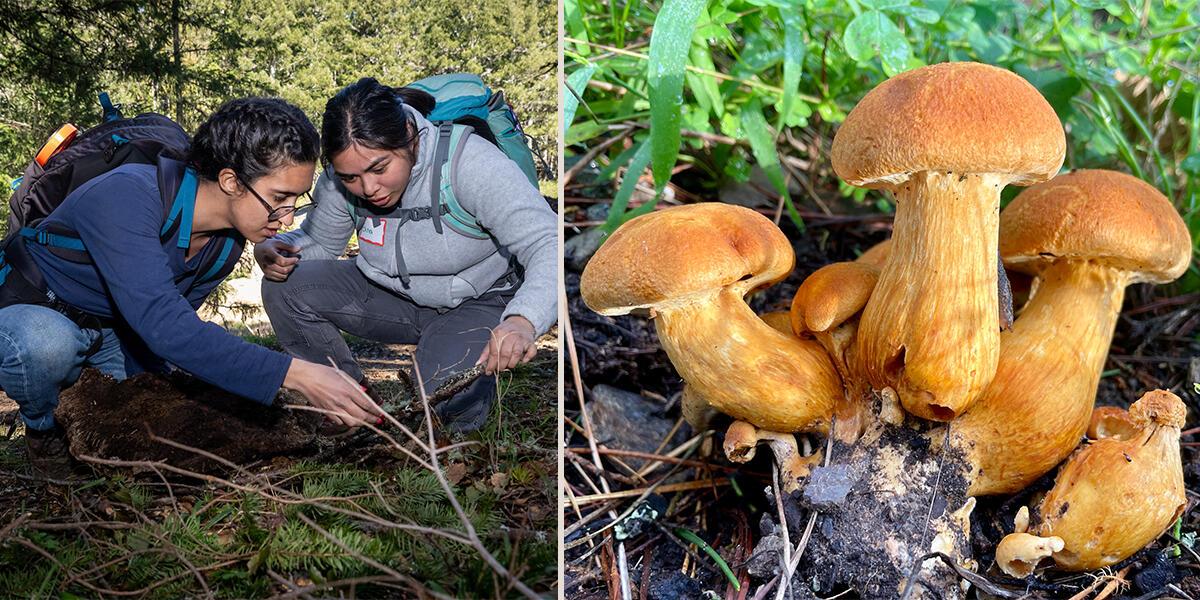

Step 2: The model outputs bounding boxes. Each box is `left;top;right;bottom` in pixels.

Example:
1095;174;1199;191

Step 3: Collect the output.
801;464;857;510
585;203;611;222
565;227;606;272
586;384;674;469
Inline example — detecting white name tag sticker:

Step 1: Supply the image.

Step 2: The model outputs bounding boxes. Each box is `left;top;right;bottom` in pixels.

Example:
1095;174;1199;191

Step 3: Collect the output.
359;218;387;246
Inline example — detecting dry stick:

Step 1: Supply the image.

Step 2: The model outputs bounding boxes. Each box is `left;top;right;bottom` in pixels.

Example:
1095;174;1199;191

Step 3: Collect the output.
0;512;30;541
633;432;709;480
75;454;470;544
570;446;738;474
765;424;837;598
771;463;793;600
411;363;542;600
571;478;731;505
564;305;632;600
283;404;435;471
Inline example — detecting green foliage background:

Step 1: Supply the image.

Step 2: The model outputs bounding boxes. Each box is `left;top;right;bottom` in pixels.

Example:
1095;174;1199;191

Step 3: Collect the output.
0;0;558;188
565;0;1200;288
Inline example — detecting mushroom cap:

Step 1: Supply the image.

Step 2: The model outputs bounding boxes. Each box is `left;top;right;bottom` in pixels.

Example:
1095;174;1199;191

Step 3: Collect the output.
995;533;1065;578
1000;170;1191;284
832;62;1065;188
790;262;880;334
580;203;794;315
1129;389;1187;429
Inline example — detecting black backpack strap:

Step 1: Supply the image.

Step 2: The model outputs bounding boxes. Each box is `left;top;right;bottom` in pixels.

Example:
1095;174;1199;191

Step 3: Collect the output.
157;158;195;249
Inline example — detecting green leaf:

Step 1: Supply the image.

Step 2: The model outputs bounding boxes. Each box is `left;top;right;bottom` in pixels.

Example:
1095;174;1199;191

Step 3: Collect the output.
860;0;912;10
647;0;708;197
897;5;940;23
842;10;912;76
564;0;590;55
566;120;609;146
740;98;804;232
564;64;598;133
1182;153;1200;176
687;43;724;119
774;7;806;131
603;141;654;233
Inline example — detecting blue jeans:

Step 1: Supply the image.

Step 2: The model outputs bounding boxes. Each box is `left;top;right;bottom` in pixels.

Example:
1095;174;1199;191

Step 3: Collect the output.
0;304;126;431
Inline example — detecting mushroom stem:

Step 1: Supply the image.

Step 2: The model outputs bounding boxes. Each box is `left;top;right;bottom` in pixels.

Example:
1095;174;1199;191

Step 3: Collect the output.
656;287;842;433
953;259;1130;495
856;171;1005;422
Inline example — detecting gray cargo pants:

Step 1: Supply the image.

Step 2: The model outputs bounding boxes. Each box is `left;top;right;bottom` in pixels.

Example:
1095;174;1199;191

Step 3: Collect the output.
261;259;512;431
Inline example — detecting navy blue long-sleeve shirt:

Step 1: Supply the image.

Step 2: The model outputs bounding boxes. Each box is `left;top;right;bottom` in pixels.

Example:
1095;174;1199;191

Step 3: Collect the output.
26;163;291;403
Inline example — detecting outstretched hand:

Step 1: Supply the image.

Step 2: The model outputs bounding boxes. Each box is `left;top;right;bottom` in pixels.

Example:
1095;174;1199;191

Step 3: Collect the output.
477;316;537;375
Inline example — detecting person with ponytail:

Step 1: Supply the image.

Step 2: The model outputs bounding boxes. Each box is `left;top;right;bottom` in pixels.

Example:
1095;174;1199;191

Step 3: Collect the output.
0;98;384;478
256;77;557;433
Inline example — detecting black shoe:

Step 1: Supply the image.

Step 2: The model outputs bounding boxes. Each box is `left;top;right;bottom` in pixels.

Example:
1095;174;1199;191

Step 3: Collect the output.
433;375;496;434
25;425;78;481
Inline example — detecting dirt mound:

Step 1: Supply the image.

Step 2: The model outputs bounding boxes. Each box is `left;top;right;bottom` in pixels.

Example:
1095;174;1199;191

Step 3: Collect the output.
56;369;322;474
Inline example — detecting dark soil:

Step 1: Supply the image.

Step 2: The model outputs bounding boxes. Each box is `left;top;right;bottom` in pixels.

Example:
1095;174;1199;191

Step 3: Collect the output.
55;369;322;474
564;191;1200;599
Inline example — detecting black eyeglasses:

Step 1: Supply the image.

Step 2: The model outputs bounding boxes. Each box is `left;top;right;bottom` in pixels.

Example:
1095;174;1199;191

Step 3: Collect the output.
238;177;301;222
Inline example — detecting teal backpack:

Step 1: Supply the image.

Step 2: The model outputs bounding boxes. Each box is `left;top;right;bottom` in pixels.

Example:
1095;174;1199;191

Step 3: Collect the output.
402;73;543;239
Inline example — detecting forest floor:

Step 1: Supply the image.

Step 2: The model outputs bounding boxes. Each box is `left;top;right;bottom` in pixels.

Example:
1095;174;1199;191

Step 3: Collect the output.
0;332;560;599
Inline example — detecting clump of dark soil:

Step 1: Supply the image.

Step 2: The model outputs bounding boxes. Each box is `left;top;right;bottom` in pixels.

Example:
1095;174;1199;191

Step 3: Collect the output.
780;412;973;599
56;369;322;473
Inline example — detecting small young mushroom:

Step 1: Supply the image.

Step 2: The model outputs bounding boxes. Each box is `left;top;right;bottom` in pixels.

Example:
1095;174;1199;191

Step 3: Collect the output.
995;533;1065;578
723;420;817;492
790;261;879;442
832;62;1065;422
950;170;1191;495
996;390;1188;575
580;203;843;433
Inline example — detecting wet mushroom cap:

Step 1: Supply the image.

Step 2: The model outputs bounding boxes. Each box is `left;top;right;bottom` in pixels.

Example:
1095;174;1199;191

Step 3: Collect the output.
1000;169;1191;283
832;62;1065;188
581;203;793;315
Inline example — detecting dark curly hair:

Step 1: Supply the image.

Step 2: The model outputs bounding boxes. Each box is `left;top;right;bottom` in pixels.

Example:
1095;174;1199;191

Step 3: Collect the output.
321;77;437;166
188;97;320;182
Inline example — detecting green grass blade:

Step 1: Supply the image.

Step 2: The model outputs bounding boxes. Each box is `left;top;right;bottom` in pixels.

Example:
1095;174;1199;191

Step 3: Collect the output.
1105;85;1175;198
775;7;806;131
647;0;707;197
674;527;740;591
603;140;653;233
564;63;599;134
740;98;805;232
564;0;591;56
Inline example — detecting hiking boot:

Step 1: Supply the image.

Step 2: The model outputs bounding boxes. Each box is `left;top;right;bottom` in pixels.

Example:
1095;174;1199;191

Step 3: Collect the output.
25;425;78;481
433;376;495;434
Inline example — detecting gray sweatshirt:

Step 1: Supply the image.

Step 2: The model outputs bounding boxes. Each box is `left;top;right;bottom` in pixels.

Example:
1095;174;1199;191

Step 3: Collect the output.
276;107;558;336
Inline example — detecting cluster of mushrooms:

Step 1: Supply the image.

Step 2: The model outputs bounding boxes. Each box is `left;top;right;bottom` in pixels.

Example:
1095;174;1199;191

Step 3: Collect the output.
580;62;1192;589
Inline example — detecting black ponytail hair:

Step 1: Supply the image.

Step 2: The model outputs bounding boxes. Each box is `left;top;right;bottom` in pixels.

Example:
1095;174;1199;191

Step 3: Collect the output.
321;77;437;165
189;97;320;182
